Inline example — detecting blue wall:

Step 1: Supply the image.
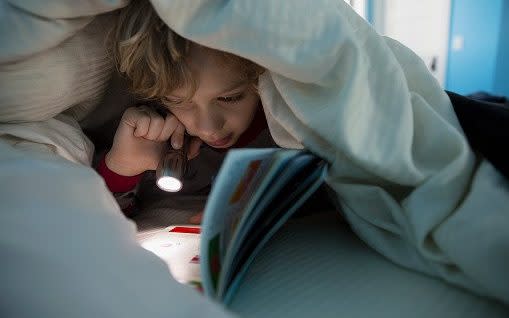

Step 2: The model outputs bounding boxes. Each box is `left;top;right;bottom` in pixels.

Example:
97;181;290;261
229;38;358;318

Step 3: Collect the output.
446;0;506;96
493;1;509;97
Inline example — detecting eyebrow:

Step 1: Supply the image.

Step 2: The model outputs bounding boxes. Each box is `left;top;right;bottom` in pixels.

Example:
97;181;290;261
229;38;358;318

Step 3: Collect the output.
168;80;249;100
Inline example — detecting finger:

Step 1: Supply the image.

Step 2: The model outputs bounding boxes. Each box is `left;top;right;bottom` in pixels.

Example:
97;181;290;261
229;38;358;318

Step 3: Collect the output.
187;137;202;159
171;123;185;149
144;111;165;141
189;212;203;224
123;106;153;138
157;115;179;142
120;106;140;127
132;111;151;138
121;107;145;129
136;104;153;113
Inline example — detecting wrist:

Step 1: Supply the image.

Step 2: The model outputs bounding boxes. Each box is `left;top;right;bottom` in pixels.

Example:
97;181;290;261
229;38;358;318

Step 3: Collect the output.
105;151;145;177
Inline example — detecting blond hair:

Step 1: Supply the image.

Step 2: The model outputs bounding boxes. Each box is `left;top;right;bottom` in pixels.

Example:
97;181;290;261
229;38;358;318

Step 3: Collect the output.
110;0;263;101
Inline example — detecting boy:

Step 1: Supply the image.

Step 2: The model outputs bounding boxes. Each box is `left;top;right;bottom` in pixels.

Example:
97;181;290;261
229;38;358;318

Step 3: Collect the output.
98;0;274;217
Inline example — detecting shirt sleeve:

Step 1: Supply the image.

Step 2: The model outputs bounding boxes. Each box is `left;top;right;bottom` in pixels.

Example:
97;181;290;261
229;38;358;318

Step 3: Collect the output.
97;155;143;193
96;154;143;215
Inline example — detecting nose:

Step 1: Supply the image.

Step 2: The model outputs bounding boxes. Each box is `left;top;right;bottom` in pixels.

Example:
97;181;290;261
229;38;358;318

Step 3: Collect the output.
195;104;225;137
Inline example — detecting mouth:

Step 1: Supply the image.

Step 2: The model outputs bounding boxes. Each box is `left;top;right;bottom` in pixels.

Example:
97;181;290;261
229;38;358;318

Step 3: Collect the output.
206;133;234;148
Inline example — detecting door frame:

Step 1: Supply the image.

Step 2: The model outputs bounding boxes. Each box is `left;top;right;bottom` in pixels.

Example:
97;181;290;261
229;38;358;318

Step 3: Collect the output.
369;0;452;86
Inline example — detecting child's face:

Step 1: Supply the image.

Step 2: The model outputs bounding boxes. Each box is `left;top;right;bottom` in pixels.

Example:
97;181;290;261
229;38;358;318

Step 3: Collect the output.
164;47;260;149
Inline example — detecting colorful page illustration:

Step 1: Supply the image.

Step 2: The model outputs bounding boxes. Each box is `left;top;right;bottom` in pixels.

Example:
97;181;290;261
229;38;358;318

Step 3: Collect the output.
138;225;201;289
200;148;280;297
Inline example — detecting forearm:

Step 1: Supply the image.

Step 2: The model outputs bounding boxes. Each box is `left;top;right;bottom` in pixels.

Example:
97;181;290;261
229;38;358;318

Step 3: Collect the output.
96;154;143;215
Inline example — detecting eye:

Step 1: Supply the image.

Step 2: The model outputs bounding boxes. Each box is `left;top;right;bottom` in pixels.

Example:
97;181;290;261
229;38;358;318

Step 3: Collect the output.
217;93;245;104
162;97;180;104
162;97;187;108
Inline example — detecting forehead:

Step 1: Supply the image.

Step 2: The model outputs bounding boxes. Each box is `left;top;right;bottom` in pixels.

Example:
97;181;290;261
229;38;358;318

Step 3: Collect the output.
171;46;246;97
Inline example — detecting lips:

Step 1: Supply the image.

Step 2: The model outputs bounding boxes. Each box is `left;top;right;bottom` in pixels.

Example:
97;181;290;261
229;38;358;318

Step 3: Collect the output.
207;133;233;148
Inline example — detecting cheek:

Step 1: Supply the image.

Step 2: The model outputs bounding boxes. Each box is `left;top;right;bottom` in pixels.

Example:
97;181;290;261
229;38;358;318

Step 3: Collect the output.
232;99;259;130
171;111;194;130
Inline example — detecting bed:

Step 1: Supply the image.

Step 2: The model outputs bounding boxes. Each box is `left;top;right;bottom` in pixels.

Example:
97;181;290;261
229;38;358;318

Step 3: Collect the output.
1;1;508;317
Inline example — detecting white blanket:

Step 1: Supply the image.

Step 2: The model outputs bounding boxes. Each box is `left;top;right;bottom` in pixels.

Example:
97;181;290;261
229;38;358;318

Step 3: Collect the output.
0;141;234;318
0;1;232;317
150;0;509;303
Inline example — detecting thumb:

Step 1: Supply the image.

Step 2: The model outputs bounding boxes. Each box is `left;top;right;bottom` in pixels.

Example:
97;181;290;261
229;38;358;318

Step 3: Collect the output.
187;137;203;160
189;212;203;224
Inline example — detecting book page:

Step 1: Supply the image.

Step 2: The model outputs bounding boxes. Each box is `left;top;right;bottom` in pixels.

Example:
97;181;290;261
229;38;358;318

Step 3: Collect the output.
217;152;315;296
138;225;202;290
221;160;327;302
200;148;281;297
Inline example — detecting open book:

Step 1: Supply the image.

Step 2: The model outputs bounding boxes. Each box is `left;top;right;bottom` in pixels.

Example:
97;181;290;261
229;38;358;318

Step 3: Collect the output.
138;148;327;303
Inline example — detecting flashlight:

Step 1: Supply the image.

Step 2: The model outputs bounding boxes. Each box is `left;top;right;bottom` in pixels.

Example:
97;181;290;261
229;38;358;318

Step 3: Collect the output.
156;135;189;192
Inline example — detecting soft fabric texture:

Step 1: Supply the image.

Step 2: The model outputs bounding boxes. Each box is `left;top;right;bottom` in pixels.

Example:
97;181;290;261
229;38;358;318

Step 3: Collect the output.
0;1;234;317
133;203;509;317
150;0;509;304
0;0;128;63
1;0;508;315
224;212;509;317
0;11;118;164
0;141;234;318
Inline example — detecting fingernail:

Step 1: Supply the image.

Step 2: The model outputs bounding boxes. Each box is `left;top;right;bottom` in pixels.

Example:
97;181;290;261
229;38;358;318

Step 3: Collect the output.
172;139;182;149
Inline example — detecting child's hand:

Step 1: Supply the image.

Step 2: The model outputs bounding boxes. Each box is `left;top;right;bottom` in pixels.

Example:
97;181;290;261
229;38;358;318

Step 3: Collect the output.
189;211;203;224
105;106;202;176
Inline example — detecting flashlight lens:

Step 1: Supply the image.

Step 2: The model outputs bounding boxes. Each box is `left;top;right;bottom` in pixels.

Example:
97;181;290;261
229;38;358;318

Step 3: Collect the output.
157;176;183;192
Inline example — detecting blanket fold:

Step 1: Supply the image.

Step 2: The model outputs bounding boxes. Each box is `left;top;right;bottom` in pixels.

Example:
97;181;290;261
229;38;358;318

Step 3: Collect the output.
151;0;509;304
